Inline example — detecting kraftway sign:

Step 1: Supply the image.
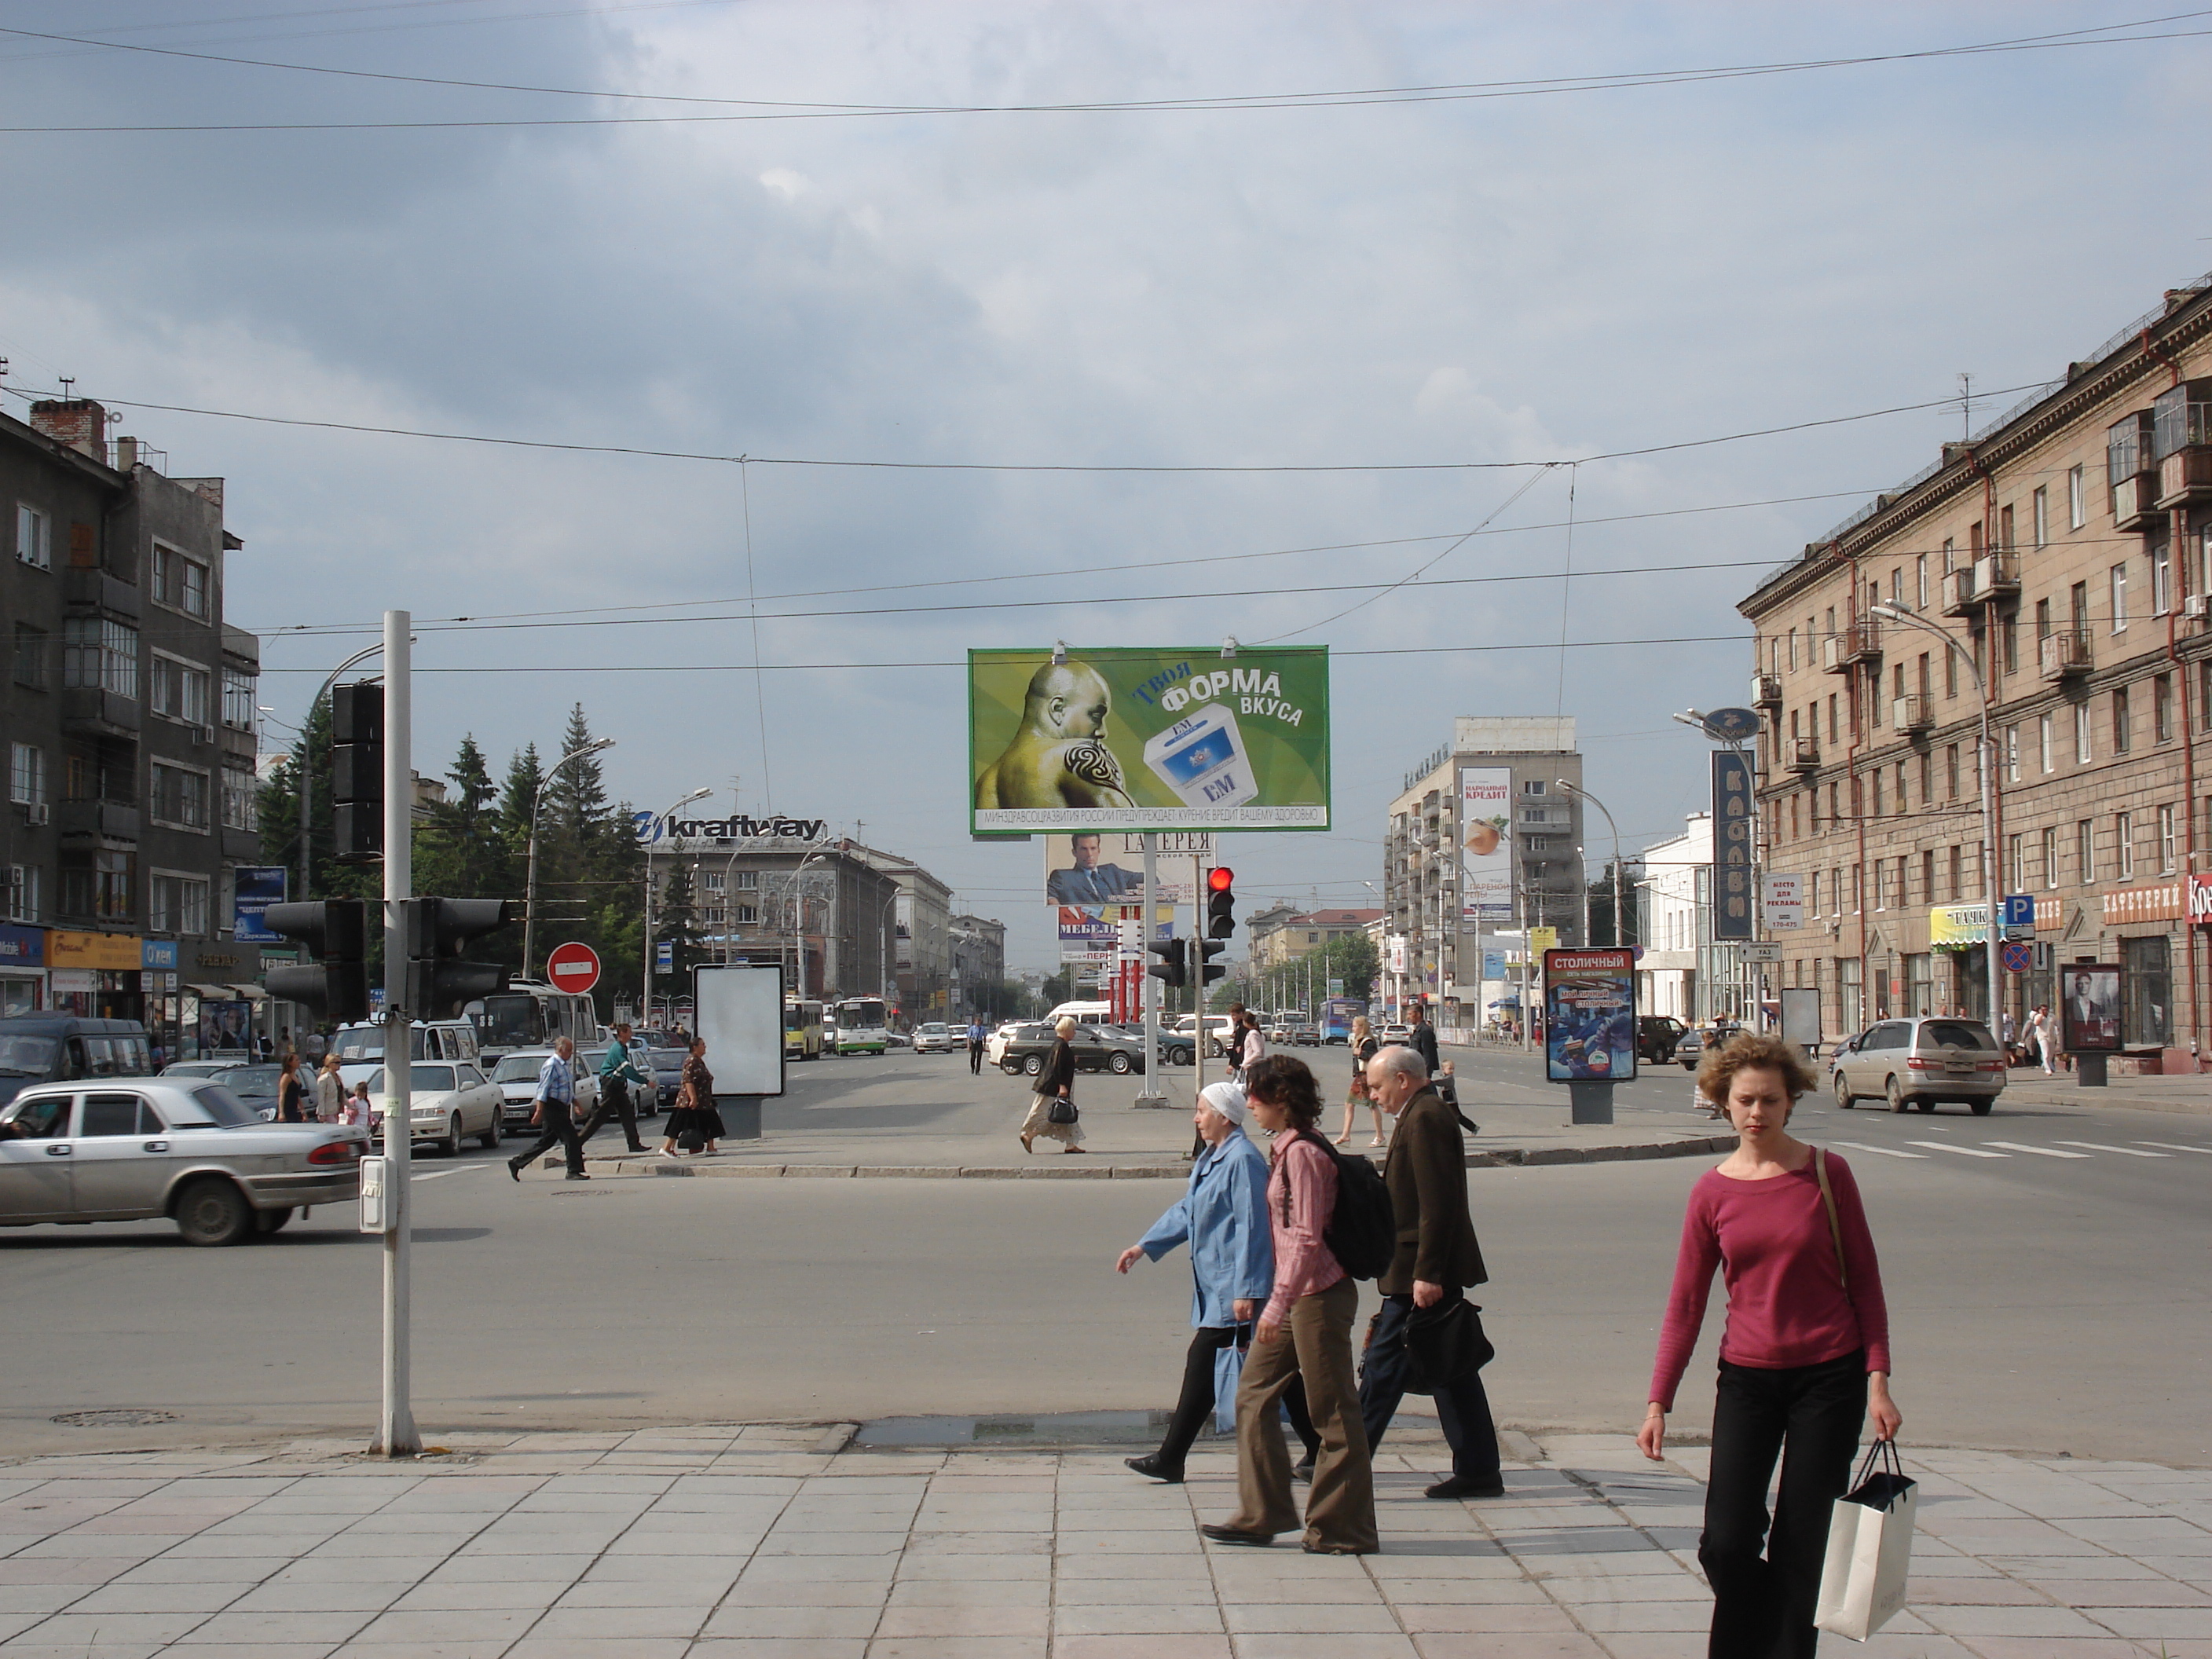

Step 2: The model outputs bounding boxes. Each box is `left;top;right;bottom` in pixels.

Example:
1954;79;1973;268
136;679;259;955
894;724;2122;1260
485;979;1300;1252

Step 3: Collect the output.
633;812;827;844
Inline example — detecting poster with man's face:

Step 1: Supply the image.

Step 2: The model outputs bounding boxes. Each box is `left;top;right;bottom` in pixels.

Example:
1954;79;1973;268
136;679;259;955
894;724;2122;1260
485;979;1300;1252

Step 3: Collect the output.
1042;834;1199;906
2060;965;2122;1052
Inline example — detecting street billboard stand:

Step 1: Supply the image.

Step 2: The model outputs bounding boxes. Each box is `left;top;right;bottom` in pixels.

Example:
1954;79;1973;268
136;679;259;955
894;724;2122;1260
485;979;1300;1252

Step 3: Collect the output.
1544;947;1636;1126
694;964;786;1140
2058;961;2122;1088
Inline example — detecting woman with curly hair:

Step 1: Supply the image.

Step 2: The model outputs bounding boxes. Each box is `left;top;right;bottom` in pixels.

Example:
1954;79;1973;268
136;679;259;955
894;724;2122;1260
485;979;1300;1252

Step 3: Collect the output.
1638;1032;1901;1658
1201;1054;1377;1556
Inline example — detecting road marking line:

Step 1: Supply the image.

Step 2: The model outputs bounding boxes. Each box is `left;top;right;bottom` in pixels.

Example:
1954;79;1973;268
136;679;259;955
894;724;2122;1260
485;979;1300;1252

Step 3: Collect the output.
1906;1141;2009;1158
2054;1141;2170;1158
1983;1141;2092;1159
2134;1141;2212;1155
413;1166;487;1181
1830;1141;1927;1159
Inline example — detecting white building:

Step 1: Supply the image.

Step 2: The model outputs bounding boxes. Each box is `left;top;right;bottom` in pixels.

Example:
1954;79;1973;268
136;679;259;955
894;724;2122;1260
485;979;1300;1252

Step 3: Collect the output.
1635;814;1713;1024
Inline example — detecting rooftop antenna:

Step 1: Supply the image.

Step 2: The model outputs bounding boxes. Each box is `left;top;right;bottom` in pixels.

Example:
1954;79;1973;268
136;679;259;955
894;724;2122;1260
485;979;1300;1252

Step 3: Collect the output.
1958;372;1972;441
57;375;73;398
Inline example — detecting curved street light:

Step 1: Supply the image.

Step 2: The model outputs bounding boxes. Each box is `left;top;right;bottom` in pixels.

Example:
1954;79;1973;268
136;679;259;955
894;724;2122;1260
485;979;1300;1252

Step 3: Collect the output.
639;786;712;1024
295;641;390;903
1556;779;1625;950
520;738;618;979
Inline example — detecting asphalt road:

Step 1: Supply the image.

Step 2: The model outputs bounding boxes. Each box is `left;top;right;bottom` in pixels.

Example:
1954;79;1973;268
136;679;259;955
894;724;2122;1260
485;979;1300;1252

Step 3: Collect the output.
2;1046;2204;1466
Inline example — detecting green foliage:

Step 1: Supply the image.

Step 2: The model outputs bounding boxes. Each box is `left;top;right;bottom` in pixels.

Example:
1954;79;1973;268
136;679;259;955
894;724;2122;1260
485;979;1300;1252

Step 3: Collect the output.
657;864;709;982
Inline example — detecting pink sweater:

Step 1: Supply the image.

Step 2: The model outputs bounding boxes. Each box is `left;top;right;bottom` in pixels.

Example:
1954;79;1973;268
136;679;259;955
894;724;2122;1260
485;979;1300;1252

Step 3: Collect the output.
1648;1153;1891;1412
1262;1134;1345;1327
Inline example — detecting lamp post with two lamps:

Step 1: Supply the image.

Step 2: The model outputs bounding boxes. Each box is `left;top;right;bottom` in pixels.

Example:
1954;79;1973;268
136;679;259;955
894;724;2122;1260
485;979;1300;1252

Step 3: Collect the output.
520;738;620;980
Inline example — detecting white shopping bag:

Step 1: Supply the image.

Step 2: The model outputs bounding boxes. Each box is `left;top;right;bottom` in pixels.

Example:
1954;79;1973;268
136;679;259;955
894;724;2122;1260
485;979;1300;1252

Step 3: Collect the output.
1814;1440;1918;1641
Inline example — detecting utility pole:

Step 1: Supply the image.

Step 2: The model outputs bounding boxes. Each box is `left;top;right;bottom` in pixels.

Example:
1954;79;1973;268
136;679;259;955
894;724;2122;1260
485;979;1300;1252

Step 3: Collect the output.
375;610;418;1458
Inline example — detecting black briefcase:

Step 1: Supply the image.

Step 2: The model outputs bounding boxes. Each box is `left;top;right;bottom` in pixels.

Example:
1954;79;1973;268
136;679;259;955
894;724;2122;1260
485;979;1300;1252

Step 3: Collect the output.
1404;1297;1496;1394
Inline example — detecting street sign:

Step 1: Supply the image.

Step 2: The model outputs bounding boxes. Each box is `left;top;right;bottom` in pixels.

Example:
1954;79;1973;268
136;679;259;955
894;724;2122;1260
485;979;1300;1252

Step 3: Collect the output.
2001;893;2035;932
655;941;673;969
1700;708;1763;743
1761;873;1804;931
1711;751;1755;940
546;941;602;996
1741;943;1782;963
1999;940;2034;975
1529;926;1558;954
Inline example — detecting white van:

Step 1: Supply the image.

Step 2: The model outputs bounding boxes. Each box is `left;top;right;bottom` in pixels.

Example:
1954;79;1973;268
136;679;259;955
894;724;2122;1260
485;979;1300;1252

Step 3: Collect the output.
1045;1000;1115;1027
332;1020;482;1091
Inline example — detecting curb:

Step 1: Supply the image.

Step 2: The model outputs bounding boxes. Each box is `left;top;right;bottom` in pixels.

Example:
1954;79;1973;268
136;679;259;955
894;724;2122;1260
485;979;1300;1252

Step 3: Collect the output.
544;1135;1737;1181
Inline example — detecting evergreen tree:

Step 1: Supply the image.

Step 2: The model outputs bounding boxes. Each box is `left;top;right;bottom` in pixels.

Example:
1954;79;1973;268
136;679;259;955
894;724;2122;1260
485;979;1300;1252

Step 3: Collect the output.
657;865;708;983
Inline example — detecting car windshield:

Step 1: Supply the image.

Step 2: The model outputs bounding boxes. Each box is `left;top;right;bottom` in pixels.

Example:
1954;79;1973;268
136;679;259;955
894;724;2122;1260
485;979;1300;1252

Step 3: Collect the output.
173;1084;260;1128
647;1049;685;1068
0;1034;57;1077
491;1055;547;1083
919;1024;946;1035
366;1065;458;1093
1925;1020;1997;1050
222;1065;283;1100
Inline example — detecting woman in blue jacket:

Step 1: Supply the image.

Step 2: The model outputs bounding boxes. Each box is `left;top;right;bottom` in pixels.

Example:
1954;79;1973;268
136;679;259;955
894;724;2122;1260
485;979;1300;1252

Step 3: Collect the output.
1115;1080;1320;1482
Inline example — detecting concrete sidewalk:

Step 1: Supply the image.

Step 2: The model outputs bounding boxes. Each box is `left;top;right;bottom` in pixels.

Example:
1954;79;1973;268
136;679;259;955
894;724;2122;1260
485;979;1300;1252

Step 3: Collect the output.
2;1424;2205;1657
1993;1071;2209;1115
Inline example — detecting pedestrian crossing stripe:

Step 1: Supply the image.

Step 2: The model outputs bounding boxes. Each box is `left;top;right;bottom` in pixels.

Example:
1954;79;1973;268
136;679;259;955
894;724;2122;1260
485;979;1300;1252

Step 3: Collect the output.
2054;1141;2169;1157
2136;1141;2212;1155
1906;1141;2009;1157
1983;1141;2091;1159
1830;1141;1925;1159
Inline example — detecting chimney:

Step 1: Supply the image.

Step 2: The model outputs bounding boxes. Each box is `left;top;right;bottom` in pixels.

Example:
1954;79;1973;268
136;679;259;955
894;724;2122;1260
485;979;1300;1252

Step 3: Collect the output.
28;398;107;460
113;435;138;471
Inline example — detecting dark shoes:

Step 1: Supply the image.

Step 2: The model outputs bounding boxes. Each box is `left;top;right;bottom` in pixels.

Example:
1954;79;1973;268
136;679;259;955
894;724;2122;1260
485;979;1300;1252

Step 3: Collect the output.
1291;1457;1315;1485
506;1163;521;1183
1199;1523;1274;1547
566;1172;591;1181
1125;1454;1184;1484
1424;1474;1506;1500
1302;1540;1375;1555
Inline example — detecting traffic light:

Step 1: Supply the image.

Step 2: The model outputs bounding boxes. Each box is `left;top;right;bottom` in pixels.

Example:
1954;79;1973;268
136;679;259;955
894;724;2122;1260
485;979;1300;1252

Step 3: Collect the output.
263;899;370;1022
404;898;518;1019
1198;939;1229;984
1207;866;1237;939
331;682;383;865
1147;938;1187;988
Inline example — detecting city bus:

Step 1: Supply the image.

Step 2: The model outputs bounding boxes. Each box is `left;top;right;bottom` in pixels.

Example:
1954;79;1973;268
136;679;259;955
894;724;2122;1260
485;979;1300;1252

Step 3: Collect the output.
784;998;825;1061
831;996;889;1055
466;981;598;1063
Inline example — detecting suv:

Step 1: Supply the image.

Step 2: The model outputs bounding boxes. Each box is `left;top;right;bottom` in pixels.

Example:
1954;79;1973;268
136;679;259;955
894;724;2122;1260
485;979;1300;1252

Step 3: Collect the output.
1830;1016;2005;1115
1636;1016;1686;1064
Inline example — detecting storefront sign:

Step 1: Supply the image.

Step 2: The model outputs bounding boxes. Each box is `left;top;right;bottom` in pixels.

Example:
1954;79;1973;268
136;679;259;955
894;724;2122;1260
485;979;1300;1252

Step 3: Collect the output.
49;930;144;972
50;969;96;994
0;924;46;967
2191;875;2212;926
141;939;178;971
1711;751;1754;940
1929;903;1993;947
2101;881;2188;927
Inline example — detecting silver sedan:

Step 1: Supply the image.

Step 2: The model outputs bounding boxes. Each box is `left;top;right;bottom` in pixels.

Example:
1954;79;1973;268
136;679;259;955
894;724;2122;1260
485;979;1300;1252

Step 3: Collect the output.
0;1078;366;1246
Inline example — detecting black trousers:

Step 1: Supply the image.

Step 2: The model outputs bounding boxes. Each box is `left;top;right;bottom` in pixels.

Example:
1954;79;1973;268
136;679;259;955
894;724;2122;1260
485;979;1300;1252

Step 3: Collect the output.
1701;1351;1867;1659
507;1101;586;1176
1357;1293;1501;1482
968;1041;985;1075
577;1079;643;1152
1155;1325;1320;1470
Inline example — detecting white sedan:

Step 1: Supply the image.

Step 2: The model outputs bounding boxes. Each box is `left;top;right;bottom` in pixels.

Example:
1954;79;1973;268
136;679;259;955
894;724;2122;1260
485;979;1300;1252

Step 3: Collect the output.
911;1022;954;1053
488;1049;601;1136
366;1062;504;1156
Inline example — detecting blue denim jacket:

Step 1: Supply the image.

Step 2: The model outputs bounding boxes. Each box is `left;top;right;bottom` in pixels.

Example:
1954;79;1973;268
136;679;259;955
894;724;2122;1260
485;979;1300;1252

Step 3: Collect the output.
1137;1131;1275;1329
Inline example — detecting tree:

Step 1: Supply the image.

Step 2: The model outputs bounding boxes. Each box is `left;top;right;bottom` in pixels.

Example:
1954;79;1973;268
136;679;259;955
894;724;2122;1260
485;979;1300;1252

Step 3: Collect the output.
1585;861;1641;948
657;865;708;983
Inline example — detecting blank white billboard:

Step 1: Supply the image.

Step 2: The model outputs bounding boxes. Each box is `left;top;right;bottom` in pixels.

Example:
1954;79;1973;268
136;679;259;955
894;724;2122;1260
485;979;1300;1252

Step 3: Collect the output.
693;965;786;1098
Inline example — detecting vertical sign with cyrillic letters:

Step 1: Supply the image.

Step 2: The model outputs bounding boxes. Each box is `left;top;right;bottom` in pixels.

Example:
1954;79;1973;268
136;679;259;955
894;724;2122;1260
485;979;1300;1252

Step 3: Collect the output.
1712;751;1755;941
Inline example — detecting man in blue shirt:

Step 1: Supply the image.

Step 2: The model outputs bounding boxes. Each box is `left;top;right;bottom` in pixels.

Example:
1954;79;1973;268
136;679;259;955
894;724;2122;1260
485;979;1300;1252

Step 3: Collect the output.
506;1036;588;1181
965;1016;988;1075
579;1023;651;1153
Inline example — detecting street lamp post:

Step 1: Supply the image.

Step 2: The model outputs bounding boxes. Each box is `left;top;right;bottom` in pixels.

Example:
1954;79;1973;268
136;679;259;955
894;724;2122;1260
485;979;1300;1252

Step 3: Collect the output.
639;787;712;1026
519;738;618;980
1873;600;2004;1035
785;847;833;1002
1558;780;1626;949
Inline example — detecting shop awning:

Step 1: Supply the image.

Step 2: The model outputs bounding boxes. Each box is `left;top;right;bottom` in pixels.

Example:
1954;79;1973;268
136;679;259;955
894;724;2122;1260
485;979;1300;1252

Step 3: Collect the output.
185;983;236;998
229;984;269;1002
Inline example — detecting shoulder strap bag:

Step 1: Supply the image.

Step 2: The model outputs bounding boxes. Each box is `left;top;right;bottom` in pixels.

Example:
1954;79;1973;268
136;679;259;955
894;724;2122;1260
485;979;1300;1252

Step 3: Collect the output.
1814;1147;1849;1291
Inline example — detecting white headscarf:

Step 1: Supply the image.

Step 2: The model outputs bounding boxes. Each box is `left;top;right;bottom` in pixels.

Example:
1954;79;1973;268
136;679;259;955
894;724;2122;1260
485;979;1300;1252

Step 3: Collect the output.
1199;1081;1247;1125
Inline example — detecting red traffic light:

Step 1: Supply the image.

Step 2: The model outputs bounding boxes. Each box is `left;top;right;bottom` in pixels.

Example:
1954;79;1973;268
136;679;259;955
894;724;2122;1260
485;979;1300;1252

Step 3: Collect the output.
1207;867;1235;892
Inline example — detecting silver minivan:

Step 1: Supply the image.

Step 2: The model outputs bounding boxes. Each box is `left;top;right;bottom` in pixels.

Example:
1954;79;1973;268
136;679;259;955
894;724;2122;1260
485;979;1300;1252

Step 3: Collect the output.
1830;1016;2006;1115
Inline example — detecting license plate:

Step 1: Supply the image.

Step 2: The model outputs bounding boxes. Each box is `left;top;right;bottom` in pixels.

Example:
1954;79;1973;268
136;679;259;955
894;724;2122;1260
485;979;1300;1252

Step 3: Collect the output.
1946;1062;1975;1074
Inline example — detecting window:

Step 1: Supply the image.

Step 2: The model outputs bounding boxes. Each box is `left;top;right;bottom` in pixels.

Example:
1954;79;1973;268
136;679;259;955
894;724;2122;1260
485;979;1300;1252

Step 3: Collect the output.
1917;750;1932;804
148;654;211;727
220;764;256;833
14;504;50;569
1940;537;1955;574
2039;715;2053;775
2077;820;2094;885
60;848;134;922
734;870;759;890
1522;780;1547;795
2115;811;2133;881
2075;701;2093;765
1870;771;1884;818
1827;694;1839;745
2111;563;2129;633
2112;686;2132;755
1945;743;1959;800
2152;538;2173;617
9;743;45;807
1944;643;1957;700
149;544;210;619
148;872;210;936
6;864;38;924
12;624;46;689
148;762;210;832
2002;613;2018;676
734;903;760;925
62;618;136;699
2041;828;2058;890
1807;871;1820;916
2032;485;2048;548
2159;804;2177;873
1915;554;1929;610
2007;833;2023;893
1999;504;2014;551
221;665;255;731
2068;463;2086;529
1948;845;1962;903
2005;725;2020;784
701;871;725;892
1785;628;1797;672
1921;849;1936;905
2153;674;2174;743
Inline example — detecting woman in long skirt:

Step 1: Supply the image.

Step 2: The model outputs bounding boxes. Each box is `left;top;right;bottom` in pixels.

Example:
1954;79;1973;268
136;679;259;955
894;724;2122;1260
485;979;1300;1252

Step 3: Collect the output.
658;1038;724;1156
1020;1016;1086;1153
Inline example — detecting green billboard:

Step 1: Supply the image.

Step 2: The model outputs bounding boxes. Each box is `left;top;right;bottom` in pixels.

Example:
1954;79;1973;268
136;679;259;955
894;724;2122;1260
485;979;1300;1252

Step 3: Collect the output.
969;646;1331;833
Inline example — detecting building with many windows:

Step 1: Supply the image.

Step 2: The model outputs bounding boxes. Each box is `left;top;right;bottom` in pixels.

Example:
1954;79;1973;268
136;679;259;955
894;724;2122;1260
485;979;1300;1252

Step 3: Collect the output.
1247;906;1382;972
2;399;262;1050
948;914;1007;1019
643;831;901;1005
1740;276;2212;1064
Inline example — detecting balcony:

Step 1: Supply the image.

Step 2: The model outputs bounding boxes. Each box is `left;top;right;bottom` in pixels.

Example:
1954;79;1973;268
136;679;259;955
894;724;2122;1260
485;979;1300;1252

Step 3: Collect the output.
1892;694;1934;734
1972;551;2019;602
2155;445;2212;510
1751;672;1782;708
2038;630;2092;681
2112;471;2162;531
60;687;141;738
1785;737;1821;771
57;800;139;842
2110;411;2157;529
62;568;141;620
1939;567;1979;617
1821;619;1881;673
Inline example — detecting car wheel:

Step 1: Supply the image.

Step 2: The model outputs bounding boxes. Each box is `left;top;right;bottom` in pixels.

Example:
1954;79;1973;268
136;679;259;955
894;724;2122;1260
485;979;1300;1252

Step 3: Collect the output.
1833;1073;1854;1108
174;1177;255;1247
1969;1098;1994;1115
441;1115;463;1157
1110;1051;1132;1075
1002;1060;1021;1076
479;1116;502;1150
1024;1054;1044;1077
1915;1099;1936;1113
253;1207;294;1236
1885;1077;1908;1113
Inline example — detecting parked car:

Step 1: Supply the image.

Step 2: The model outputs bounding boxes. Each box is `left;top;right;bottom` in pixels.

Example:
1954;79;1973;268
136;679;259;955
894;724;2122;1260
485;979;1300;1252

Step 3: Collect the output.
983;1021;1024;1068
912;1023;954;1053
1636;1016;1687;1065
487;1049;601;1137
1830;1016;2005;1115
1377;1023;1412;1047
364;1062;504;1155
0;1077;367;1245
1674;1021;1743;1071
0;1017;156;1110
996;1022;1148;1077
162;1059;285;1122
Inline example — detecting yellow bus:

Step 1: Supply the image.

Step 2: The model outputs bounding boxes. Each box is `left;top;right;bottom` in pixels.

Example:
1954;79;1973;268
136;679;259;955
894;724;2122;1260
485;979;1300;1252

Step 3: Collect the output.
783;998;825;1061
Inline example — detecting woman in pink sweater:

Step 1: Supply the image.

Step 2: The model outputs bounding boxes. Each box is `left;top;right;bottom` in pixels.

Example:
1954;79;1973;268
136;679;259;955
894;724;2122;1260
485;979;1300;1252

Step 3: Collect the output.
1639;1033;1901;1659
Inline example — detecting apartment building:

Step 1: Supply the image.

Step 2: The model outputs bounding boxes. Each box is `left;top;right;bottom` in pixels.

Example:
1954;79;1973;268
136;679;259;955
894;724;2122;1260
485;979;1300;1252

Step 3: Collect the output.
1741;277;2212;1064
1247;905;1383;972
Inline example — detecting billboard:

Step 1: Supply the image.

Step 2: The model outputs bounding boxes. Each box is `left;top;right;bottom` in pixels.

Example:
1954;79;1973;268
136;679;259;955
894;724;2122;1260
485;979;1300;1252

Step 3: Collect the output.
232;867;288;944
1042;835;1201;906
1712;750;1755;941
693;964;786;1097
1459;767;1513;921
1543;947;1637;1082
969;647;1329;832
1762;873;1804;931
2059;963;2122;1052
1058;905;1170;963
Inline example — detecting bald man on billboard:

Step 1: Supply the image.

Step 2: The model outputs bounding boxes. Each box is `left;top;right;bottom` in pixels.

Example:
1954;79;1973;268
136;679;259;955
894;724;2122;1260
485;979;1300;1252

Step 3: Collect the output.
976;659;1137;811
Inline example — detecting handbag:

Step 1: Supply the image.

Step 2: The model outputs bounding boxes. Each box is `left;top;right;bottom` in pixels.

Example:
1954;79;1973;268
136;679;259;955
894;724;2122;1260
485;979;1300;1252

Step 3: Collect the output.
1404;1296;1496;1394
1212;1326;1249;1434
1046;1093;1078;1126
1814;1438;1918;1639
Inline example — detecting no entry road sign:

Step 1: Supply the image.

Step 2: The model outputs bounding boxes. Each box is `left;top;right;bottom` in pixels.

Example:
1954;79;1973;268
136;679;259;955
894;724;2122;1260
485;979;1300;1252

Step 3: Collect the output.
546;940;601;995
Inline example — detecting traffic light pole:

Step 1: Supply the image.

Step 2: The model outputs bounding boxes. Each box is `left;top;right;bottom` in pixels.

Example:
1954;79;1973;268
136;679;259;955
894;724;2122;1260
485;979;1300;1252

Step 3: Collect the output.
376;610;419;1458
1136;834;1165;1108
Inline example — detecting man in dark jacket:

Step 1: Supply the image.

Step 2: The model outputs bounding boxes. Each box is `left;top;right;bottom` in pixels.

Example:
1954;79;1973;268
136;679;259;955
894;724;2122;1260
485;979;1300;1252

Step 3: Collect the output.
1356;1043;1502;1500
1407;1003;1441;1076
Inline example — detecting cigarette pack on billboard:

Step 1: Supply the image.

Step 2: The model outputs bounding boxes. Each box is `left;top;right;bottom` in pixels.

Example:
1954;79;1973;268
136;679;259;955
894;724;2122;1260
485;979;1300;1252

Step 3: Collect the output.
1143;705;1258;811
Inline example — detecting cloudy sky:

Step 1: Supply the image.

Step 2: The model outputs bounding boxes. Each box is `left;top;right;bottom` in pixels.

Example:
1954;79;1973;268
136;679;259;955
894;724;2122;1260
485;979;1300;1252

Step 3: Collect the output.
5;1;2208;972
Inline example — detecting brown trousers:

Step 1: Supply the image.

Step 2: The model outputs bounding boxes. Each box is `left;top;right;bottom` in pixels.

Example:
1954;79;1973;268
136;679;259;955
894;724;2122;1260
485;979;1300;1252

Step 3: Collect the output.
1225;1276;1378;1553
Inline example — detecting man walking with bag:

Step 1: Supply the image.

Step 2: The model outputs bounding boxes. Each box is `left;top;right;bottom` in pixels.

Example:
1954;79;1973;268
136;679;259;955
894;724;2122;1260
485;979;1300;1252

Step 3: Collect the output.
507;1035;588;1182
578;1024;650;1154
1357;1044;1503;1499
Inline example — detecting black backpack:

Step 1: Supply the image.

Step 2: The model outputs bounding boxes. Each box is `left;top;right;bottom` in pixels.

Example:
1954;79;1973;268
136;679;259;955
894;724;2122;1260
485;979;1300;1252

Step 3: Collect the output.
1292;1131;1395;1281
